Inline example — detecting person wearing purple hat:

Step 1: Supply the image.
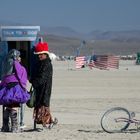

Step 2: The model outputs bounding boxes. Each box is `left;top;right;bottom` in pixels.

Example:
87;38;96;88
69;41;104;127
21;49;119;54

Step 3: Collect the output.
0;49;30;132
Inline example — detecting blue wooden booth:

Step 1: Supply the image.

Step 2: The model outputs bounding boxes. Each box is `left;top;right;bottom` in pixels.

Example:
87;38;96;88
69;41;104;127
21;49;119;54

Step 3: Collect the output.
0;26;40;79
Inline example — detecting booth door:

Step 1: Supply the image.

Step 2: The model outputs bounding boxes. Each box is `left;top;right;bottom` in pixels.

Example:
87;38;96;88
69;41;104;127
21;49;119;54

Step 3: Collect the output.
8;41;31;75
0;41;8;79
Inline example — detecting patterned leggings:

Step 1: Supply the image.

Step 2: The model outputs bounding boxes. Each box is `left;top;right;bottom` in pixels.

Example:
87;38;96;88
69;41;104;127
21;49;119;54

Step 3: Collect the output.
2;108;18;132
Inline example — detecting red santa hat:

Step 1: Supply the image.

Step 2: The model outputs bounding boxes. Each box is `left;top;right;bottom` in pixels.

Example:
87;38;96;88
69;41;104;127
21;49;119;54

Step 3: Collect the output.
34;42;49;55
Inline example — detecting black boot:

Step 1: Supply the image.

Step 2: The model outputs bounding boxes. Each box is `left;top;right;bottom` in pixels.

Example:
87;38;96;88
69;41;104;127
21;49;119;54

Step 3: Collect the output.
1;108;10;132
10;109;18;133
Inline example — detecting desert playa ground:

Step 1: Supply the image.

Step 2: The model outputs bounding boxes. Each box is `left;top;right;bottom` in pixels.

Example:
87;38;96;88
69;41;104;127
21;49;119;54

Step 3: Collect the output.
0;60;140;140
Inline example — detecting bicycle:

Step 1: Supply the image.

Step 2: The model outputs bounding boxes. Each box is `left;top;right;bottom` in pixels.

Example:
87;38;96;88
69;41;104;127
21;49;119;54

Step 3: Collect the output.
101;107;140;133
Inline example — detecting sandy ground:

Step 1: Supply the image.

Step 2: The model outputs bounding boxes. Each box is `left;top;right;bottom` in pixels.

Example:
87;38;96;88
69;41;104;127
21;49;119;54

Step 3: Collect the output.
0;60;140;140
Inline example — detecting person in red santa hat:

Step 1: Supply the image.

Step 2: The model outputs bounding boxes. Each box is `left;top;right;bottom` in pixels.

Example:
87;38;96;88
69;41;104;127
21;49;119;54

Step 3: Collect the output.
30;41;58;129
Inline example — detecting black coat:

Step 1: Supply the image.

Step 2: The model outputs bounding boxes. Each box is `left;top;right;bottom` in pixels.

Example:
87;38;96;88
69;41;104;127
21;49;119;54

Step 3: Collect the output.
31;57;53;107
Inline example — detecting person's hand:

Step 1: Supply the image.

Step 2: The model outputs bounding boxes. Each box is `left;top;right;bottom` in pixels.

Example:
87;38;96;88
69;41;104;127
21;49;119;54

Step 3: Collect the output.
17;56;21;62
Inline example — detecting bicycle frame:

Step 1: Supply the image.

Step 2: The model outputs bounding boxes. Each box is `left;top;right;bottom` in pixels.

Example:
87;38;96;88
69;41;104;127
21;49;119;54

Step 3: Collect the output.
115;117;140;125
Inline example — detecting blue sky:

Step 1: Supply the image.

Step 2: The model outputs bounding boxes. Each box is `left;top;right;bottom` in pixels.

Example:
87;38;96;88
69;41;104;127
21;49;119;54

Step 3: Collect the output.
0;0;140;33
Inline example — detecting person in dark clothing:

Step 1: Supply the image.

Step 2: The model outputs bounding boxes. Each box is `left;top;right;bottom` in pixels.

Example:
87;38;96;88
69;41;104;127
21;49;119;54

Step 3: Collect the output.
30;41;57;129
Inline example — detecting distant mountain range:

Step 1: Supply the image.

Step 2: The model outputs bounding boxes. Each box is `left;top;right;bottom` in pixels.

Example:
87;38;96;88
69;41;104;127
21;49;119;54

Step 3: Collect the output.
1;20;140;56
41;26;140;41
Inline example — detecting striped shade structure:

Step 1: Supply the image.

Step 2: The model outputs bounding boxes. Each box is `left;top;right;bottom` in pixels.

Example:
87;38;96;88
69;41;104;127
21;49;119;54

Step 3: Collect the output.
89;55;120;70
75;56;86;69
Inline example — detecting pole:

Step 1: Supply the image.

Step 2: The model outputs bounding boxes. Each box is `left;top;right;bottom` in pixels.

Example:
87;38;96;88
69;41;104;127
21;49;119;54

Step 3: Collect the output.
2;106;5;128
20;104;24;126
34;120;36;129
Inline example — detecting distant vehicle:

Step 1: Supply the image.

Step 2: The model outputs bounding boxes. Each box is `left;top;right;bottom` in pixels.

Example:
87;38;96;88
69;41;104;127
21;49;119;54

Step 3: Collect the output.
136;52;140;65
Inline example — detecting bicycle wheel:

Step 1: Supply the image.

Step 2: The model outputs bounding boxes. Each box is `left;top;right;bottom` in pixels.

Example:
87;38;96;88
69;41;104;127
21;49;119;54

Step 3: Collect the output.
101;107;131;133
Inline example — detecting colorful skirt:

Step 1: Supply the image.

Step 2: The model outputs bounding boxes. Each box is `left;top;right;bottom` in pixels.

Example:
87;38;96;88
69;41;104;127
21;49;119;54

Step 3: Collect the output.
33;106;53;126
0;83;30;105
